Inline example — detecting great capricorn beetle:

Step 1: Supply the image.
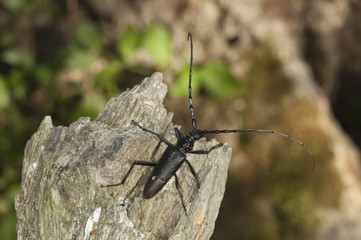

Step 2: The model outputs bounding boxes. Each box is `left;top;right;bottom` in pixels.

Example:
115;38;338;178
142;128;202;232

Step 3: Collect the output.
102;33;314;215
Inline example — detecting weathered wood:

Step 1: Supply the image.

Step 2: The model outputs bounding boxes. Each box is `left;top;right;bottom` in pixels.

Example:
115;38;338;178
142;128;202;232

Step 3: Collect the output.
15;72;232;240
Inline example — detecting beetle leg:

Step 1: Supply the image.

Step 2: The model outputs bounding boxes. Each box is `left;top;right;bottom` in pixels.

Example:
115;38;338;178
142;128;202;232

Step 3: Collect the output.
102;161;156;187
174;127;183;140
174;173;188;215
184;159;200;189
132;120;174;146
188;143;224;155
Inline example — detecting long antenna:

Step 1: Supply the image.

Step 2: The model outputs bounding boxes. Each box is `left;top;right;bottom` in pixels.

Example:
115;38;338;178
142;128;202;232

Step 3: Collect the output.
187;33;197;130
204;129;315;173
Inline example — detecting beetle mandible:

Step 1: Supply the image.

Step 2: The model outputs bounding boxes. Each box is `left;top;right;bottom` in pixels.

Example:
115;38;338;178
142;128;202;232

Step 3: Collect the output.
103;33;314;215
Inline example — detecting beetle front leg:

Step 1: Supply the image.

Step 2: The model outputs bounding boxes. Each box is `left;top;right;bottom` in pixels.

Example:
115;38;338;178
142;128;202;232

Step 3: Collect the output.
174;127;183;140
132;120;174;146
188;143;224;155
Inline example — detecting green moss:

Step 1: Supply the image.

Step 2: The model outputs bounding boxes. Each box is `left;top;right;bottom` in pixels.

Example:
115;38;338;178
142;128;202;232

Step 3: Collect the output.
238;103;339;239
242;44;291;105
227;43;342;239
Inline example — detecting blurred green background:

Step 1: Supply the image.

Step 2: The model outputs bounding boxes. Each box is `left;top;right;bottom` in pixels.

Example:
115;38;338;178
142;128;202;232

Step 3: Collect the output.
1;0;360;239
0;1;242;239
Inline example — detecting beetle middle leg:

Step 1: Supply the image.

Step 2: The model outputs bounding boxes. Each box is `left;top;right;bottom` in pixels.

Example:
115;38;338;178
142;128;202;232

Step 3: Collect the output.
102;161;156;187
184;143;224;190
188;143;224;154
184;159;200;189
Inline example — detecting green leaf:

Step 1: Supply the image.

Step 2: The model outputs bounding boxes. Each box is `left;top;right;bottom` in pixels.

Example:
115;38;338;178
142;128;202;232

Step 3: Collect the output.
74;20;101;49
1;48;34;70
0;31;15;48
169;64;202;97
198;62;240;99
142;25;172;66
73;91;107;120
8;69;26;100
94;60;122;95
116;26;139;61
2;0;58;15
0;208;17;240
66;49;97;69
170;62;241;99
6;183;21;202
126;65;153;76
34;64;56;89
2;0;28;14
0;76;10;110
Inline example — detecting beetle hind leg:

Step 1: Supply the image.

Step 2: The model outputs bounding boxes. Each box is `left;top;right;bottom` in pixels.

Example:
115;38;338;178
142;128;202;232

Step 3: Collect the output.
174;173;188;215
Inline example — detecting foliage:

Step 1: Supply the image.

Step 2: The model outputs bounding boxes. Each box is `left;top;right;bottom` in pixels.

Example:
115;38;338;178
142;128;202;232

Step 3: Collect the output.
116;24;172;67
0;3;240;239
116;26;139;61
142;25;172;67
170;62;241;99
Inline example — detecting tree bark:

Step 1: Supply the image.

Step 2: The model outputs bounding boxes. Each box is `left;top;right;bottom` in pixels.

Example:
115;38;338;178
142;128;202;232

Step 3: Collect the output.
15;72;232;240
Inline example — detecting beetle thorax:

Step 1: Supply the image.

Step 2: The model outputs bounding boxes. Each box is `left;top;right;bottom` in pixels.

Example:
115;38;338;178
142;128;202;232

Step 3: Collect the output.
177;130;205;152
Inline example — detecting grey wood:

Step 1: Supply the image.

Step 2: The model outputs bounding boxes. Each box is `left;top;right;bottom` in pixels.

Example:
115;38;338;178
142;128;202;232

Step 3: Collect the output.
15;72;232;240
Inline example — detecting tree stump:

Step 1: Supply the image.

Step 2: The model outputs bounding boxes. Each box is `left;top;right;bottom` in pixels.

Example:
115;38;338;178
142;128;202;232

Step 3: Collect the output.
15;72;232;240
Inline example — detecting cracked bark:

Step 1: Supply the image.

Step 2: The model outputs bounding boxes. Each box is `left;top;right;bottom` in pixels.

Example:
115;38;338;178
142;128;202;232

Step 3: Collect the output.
15;72;232;240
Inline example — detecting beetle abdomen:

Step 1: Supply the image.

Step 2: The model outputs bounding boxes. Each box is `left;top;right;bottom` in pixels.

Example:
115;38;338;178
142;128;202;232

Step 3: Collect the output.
143;176;167;199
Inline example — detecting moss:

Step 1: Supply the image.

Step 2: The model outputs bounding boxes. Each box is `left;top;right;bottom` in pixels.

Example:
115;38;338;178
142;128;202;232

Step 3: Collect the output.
222;42;342;239
242;44;292;106
238;104;338;239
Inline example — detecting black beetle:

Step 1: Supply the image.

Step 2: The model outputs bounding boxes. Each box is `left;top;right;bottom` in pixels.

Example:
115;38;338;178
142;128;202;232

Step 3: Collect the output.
103;33;314;215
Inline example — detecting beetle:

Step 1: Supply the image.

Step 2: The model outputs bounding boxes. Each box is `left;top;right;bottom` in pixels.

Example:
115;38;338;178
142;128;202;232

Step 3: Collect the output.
103;33;314;215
